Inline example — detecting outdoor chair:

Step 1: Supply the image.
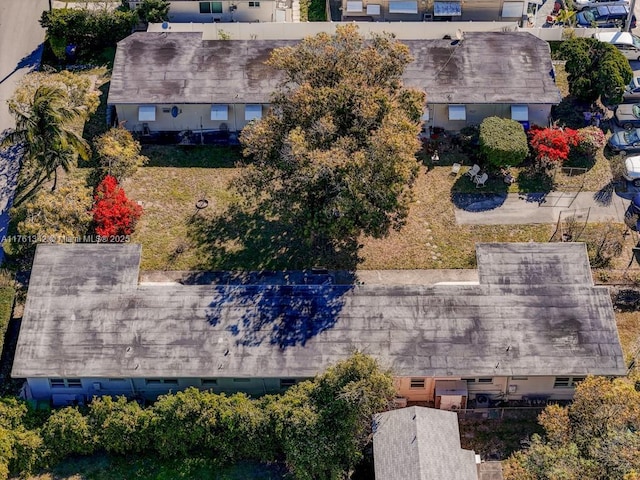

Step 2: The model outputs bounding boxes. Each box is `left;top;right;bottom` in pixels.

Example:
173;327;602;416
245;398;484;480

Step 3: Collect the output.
466;164;480;179
474;172;489;188
451;163;461;176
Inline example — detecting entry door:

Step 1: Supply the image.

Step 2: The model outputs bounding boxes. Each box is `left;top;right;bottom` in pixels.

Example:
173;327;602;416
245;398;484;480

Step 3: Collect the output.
275;9;286;21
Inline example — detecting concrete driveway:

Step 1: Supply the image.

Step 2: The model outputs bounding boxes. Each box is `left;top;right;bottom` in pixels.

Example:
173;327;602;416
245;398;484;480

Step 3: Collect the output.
0;0;48;264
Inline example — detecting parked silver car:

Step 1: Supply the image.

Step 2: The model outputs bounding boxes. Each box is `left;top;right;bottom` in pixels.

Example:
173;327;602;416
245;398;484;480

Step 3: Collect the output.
608;127;640;154
623;73;640;102
614;103;640;130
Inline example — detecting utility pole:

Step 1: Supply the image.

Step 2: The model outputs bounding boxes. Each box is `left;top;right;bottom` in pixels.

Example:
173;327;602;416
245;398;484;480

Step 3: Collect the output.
626;0;635;32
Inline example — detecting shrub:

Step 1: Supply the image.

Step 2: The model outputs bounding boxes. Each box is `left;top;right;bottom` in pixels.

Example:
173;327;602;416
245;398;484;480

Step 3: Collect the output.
479;117;529;168
40;8;137;60
41;407;95;463
89;396;152;454
94;127;148;181
529;126;579;165
92;175;143;238
12;176;93;242
575;126;606;156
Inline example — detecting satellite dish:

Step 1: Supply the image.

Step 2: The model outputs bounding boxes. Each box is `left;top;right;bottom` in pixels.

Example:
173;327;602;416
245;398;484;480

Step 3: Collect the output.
162;22;169;29
171;106;179;118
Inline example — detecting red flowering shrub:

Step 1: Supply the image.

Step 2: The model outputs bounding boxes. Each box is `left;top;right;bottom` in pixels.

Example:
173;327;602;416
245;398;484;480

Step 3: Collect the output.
529;127;579;165
92;175;142;238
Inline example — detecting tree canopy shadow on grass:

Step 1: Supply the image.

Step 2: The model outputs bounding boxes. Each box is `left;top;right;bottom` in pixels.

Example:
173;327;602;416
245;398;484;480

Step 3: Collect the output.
204;282;354;349
187;202;362;271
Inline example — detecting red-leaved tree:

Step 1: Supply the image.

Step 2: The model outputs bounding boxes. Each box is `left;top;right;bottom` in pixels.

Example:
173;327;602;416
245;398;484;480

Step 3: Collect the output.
529;127;579;165
92;175;142;238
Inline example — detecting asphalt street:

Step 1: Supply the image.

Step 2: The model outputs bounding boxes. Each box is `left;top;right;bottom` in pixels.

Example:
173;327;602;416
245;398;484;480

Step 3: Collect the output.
0;0;48;264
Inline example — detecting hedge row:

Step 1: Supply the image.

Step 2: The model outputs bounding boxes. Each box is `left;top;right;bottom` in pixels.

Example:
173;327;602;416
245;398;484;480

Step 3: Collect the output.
0;353;395;480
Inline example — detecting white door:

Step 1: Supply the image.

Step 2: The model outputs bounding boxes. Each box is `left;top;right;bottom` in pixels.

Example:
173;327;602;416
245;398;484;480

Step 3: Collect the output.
275;9;286;21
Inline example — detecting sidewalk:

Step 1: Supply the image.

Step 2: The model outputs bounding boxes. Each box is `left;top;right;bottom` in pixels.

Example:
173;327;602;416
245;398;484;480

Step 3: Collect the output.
454;190;631;225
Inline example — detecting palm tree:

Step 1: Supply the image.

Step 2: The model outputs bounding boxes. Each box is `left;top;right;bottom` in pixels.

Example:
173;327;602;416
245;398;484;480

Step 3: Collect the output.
2;85;90;204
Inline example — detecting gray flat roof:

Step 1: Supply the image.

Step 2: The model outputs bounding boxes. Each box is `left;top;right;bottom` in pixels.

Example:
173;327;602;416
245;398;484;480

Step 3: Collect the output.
107;32;561;106
12;243;625;379
373;406;478;480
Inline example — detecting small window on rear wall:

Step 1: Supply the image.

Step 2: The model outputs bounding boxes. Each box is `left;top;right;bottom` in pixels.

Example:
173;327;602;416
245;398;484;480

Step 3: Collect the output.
448;105;466;121
210;104;228;121
245;104;262;121
138;106;156;122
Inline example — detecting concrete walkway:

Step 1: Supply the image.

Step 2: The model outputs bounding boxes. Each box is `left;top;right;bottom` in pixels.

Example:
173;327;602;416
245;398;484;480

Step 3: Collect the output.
454;190;631;225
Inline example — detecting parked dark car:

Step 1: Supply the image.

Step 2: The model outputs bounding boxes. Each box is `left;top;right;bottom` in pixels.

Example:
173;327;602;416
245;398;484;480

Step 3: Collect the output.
577;5;636;28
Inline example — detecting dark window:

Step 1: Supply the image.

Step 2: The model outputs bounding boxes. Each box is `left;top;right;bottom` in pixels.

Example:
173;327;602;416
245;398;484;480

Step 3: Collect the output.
67;379;82;388
108;378;126;382
145;379;162;385
249;1;261;6
201;378;218;386
511;376;528;381
280;379;296;388
462;378;476;383
163;379;178;385
554;377;570;388
478;378;493;383
199;1;211;13
50;378;65;388
211;1;223;12
571;377;585;387
410;378;425;388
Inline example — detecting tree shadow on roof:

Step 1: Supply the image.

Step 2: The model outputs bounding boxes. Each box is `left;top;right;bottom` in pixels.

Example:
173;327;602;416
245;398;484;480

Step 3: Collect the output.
204;282;354;349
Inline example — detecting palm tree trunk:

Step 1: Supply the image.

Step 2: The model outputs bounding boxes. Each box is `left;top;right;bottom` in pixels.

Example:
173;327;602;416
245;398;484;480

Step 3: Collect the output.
51;168;58;192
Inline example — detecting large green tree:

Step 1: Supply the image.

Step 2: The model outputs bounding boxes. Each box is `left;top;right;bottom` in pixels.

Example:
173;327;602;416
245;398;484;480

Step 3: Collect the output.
558;37;633;104
2;85;89;202
94;127;148;181
504;376;640;480
136;0;170;23
267;351;395;479
239;25;425;257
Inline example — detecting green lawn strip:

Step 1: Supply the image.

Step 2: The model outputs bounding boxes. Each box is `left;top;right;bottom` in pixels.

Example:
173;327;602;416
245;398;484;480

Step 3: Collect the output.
0;285;16;352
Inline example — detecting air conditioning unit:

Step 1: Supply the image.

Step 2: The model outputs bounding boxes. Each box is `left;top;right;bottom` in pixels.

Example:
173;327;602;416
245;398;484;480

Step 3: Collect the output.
508;384;517;394
393;396;408;408
475;394;489;408
92;382;102;391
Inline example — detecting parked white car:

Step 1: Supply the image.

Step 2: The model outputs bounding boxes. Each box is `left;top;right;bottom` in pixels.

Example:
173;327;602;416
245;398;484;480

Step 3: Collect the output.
624;155;640;186
593;31;640;61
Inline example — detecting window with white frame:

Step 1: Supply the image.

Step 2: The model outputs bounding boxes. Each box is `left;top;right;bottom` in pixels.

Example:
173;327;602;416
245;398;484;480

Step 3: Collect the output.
210;104;228;121
248;1;261;6
245;104;262;121
138;106;156;121
346;0;363;12
511;105;529;122
448;105;466;121
554;377;585;388
200;1;223;13
388;0;418;13
366;4;381;14
50;378;82;388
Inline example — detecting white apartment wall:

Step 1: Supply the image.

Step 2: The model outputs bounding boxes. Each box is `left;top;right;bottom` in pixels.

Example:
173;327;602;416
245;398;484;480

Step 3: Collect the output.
147;20;520;39
131;0;293;23
428;103;552;131
114;103;265;133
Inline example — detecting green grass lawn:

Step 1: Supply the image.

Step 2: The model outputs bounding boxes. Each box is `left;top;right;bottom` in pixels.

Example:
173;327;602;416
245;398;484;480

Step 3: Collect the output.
22;455;286;480
0;283;15;355
124;148;555;271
